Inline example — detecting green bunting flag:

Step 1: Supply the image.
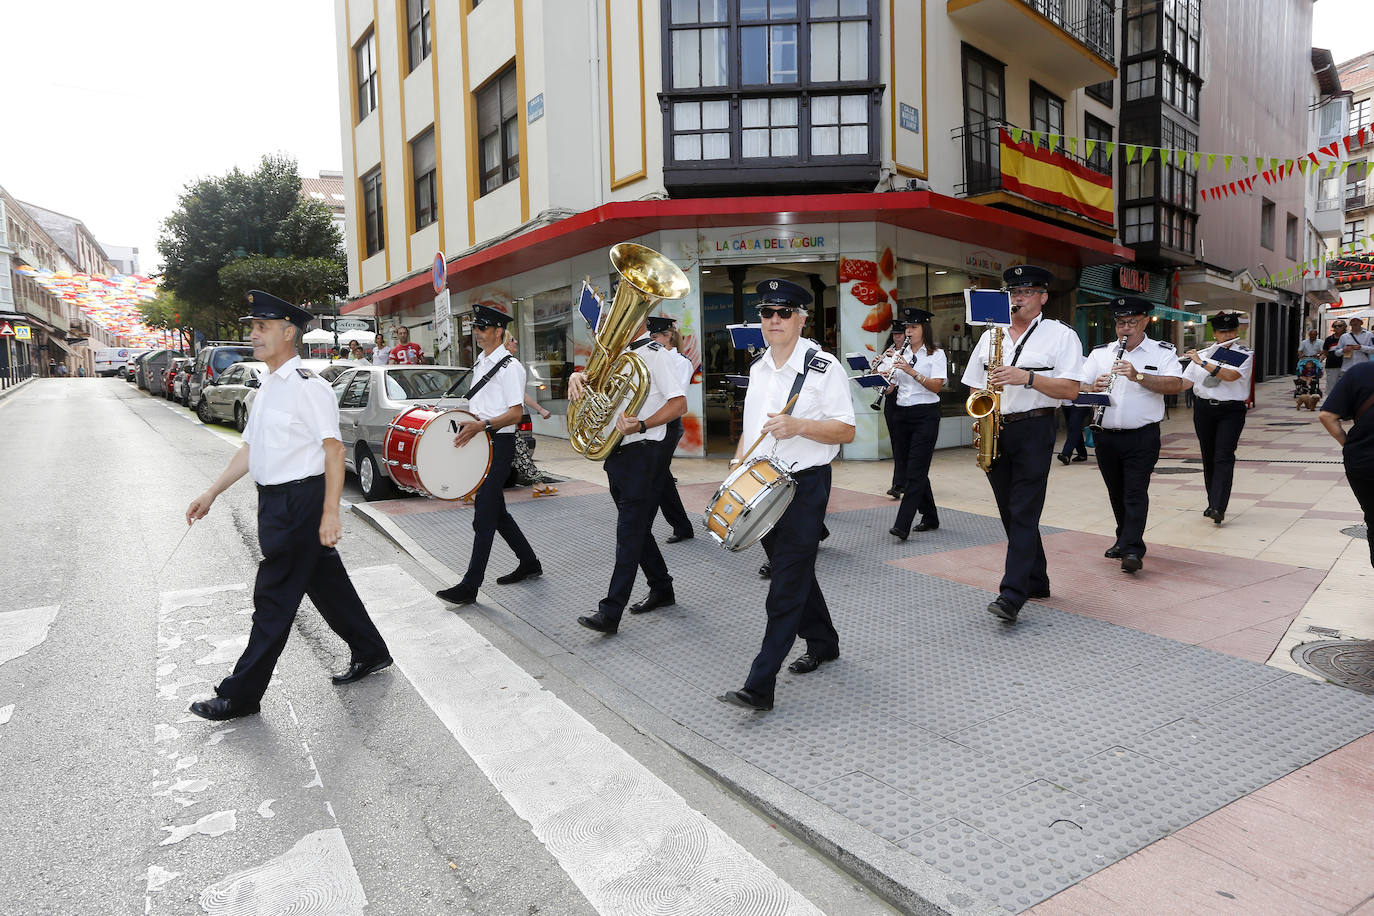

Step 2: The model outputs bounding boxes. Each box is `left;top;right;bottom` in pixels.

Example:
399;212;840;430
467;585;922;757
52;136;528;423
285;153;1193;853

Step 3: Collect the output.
1010;128;1024;144
1142;147;1154;164
1242;156;1250;169
1207;153;1217;170
1085;139;1097;158
1031;130;1042;148
1103;141;1116;160
1048;133;1060;153
1223;155;1233;172
1192;152;1202;170
1125;144;1137;163
1069;136;1078;156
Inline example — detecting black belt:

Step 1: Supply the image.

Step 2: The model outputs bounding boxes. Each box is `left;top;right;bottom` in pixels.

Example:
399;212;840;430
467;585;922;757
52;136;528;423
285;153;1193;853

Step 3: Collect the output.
1001;407;1056;424
1197;398;1245;407
257;474;323;492
791;465;828;479
894;401;940;410
1096;422;1160;433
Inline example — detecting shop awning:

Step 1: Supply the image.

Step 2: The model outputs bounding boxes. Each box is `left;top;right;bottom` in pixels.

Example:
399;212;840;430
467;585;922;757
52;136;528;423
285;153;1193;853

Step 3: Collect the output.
1149;305;1204;322
343;191;1134;317
1174;266;1279;311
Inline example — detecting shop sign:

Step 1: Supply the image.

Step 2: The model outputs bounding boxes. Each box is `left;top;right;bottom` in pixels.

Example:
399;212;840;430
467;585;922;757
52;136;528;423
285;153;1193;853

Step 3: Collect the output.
335;318;369;332
702;225;832;259
1116;267;1150;293
964;250;1004;274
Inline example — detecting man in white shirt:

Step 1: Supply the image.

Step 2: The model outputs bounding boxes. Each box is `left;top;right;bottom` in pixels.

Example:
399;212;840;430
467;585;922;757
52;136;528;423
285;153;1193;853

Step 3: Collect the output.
1297;327;1324;363
961;265;1085;623
569;317;688;634
1080;297;1187;573
647;315;696;543
184;290;391;721
1338;317;1374;369
1182;311;1254;524
435;305;542;605
720;279;855;712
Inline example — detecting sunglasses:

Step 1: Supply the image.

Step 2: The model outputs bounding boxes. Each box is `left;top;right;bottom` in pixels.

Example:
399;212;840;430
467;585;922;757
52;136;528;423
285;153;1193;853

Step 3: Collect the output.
758;306;801;319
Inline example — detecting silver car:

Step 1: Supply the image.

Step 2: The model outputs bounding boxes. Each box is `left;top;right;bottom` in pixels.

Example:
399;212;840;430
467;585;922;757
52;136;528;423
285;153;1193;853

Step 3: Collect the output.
330;365;473;500
198;360;268;430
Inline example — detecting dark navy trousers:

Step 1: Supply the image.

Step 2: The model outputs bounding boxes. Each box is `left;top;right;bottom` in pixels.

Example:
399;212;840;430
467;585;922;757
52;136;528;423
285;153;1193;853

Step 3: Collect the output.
1093;423;1161;558
1192;399;1247;514
462;432;538;588
890;402;941;533
599;439;674;620
656;417;693;537
984;413;1055;609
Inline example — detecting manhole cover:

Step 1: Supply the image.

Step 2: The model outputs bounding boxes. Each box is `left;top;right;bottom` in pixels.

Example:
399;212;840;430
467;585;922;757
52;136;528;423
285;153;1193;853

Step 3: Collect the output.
1341;525;1368;540
1292;640;1374;694
1154;467;1203;474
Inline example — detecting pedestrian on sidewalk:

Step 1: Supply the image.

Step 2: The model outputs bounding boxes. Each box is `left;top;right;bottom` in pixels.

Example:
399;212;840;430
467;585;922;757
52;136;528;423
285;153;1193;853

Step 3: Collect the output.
371;331;391;365
1080;297;1187;574
883;306;945;541
502;334;556;495
720;279;854;712
1298;327;1325;367
1337;318;1374;372
184;290;392;722
1057;400;1090;464
435;306;543;606
962;265;1085;624
570;313;687;636
648;316;696;543
1319;360;1374;568
877;322;909;499
1181;312;1253;525
1324;320;1347;393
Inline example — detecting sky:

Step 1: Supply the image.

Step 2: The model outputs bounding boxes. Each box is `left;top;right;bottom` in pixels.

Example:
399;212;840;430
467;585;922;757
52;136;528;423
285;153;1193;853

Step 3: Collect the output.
0;0;343;276
0;1;1369;279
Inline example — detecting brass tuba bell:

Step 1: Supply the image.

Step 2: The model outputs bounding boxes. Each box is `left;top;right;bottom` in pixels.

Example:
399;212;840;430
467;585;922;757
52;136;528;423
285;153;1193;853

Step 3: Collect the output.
568;243;691;460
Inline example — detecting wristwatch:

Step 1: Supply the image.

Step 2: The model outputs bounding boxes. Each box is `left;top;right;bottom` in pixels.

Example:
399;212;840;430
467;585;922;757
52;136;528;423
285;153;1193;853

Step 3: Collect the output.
483;420;492;431
1134;372;1144;382
1023;370;1036;389
638;419;647;434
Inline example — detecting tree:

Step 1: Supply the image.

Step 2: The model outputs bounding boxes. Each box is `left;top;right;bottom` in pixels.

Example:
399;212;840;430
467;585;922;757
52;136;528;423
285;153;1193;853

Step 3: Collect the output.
218;256;346;308
158;153;344;345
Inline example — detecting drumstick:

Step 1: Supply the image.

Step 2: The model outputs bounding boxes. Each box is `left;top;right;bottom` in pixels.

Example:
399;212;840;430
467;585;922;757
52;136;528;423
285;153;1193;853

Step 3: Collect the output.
738;392;800;464
158;520;195;576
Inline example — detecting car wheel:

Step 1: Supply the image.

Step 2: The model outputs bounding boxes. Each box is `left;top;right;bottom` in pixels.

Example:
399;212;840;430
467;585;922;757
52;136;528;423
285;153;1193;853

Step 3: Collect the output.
234;403;246;432
357;446;395;501
196;398;213;424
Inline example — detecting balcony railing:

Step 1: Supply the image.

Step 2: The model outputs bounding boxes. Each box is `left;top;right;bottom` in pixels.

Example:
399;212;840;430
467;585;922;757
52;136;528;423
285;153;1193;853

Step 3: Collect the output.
1019;0;1116;65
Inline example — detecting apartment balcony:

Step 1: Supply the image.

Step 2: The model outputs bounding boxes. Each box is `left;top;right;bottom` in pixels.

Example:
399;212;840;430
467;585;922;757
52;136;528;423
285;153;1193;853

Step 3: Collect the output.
952;121;1116;239
1314;198;1345;240
947;0;1117;88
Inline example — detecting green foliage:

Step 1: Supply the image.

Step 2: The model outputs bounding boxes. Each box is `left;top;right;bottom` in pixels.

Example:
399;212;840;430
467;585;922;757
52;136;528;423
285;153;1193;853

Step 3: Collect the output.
157;153;344;339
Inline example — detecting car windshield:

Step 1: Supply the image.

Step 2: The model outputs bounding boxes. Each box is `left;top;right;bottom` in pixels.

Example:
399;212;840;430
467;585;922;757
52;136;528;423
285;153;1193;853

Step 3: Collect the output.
384;368;470;400
212;348;253;372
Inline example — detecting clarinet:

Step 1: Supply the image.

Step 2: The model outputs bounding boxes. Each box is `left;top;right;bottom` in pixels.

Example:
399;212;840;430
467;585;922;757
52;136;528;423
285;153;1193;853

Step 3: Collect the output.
1089;336;1128;430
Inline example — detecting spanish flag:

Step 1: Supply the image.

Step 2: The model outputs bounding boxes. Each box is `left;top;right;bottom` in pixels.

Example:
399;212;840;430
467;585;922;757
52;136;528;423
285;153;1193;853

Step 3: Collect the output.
998;129;1113;225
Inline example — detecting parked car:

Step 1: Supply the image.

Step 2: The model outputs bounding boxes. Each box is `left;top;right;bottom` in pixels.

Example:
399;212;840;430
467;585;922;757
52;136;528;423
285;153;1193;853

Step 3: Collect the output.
124;352;145;382
240;359;351;418
198;360;268;430
330;365;473;500
166;357;195;401
188;345;254;413
135;350;183;391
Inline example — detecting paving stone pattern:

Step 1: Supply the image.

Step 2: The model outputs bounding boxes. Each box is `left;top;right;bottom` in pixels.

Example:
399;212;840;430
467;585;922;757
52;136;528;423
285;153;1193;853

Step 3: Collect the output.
390;491;1374;913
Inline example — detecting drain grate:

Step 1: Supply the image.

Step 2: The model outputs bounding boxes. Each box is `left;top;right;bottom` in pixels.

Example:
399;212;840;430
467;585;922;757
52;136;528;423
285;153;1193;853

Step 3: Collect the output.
1341;525;1368;540
1264;421;1310;427
1292;640;1374;694
1182;457;1347;466
1154;466;1203;474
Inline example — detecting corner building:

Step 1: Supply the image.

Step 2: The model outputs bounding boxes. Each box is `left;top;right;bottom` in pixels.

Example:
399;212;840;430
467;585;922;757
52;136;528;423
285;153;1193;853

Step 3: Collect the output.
334;0;1132;457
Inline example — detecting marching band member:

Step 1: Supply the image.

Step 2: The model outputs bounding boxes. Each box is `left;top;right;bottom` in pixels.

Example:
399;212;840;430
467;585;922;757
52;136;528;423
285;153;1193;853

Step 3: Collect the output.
184;291;392;720
884;307;946;539
435;306;542;605
720;279;855;712
961;265;1084;624
1080;297;1186;574
881;321;909;499
648;315;696;543
1181;312;1254;524
570;318;687;634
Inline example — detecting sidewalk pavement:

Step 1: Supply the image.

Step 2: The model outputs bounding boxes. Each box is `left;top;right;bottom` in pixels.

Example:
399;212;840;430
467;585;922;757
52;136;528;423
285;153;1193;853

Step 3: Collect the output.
354;377;1374;915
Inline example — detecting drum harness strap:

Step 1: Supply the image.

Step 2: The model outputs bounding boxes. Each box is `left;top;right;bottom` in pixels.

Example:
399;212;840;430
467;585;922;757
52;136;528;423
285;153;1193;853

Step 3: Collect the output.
464;354;514;400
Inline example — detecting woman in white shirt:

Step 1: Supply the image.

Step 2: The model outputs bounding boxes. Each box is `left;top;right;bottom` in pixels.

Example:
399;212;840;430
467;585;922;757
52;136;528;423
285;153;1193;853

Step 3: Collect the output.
882;307;948;539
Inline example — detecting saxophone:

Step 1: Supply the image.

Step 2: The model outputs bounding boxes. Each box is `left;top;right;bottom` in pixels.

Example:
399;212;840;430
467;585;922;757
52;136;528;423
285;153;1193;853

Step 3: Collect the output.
568;243;690;460
965;326;1004;473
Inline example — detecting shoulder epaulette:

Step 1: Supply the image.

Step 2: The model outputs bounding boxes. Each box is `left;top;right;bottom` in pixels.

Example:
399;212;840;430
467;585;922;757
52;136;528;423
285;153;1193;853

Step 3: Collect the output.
1092;341;1111;350
749;350;767;367
807;353;830;373
295;368;316;379
647;341;662;351
1157;340;1176;350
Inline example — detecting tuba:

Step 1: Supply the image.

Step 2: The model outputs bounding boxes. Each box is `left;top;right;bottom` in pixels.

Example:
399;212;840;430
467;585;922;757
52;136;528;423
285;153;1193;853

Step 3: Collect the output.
568;243;691;460
965;325;1004;473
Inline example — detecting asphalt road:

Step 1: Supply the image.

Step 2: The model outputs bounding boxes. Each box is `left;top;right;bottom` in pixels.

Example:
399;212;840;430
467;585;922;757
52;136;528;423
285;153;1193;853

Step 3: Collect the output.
0;379;890;916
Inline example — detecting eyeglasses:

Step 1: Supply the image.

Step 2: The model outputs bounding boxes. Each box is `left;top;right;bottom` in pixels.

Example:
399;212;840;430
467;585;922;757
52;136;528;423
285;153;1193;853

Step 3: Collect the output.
758;306;800;319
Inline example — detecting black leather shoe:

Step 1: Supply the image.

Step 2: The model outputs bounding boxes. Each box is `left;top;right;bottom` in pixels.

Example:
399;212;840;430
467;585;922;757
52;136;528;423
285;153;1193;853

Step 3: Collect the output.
577;612;619;634
820;524;830;542
496;562;542;585
1104;546;1123;559
889;526;909;541
1057;453;1070;466
718;688;773;711
1121;554;1143;573
914;521;939;532
189;696;260;721
886;486;903;499
628;590;675;615
1203;506;1217;520
986;596;1019;623
759;562;771;579
1029;588;1051;600
1072;454;1088;462
665;532;694;543
436;582;478;605
787;651;839;674
332;656;393;685
1212;510;1225;525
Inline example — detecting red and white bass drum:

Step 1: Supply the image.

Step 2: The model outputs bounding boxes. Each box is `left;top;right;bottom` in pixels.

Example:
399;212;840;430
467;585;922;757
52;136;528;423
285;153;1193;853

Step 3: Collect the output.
383;406;492;500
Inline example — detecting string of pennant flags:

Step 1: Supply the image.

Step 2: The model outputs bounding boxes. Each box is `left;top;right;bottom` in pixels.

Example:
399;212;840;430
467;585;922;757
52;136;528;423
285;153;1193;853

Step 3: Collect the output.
1002;125;1372;204
1259;244;1374;288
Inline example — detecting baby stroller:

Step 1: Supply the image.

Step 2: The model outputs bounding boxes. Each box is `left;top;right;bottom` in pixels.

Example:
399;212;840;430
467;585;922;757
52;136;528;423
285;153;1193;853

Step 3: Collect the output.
1294;358;1323;410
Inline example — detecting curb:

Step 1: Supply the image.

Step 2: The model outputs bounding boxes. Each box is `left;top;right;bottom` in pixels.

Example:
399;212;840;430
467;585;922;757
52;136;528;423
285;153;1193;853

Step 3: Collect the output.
350;499;1006;916
0;377;36;403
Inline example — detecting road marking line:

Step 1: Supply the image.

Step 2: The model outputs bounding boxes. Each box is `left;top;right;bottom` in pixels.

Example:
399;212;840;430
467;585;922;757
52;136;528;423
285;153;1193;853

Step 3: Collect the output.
351;564;823;916
0;605;60;667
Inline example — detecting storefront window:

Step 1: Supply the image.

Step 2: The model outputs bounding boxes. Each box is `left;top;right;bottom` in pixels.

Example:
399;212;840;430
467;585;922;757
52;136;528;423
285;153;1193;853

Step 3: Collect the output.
518;283;575;409
893;259;998;417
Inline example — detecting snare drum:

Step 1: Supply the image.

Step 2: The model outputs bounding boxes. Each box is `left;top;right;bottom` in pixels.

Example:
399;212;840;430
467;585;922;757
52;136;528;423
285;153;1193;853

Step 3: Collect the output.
383;406;492;500
704;456;796;551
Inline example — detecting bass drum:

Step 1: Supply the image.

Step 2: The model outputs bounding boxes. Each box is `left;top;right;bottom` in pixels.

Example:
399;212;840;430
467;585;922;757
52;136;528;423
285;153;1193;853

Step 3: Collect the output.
383;406;492;500
704;456;796;551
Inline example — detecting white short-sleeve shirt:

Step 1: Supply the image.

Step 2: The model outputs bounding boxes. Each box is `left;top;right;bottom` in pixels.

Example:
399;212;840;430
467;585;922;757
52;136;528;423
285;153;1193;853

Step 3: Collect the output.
1182;340;1254;401
879;344;946;406
467;346;527;433
742;344;856;472
242;356;342;485
617;337;686;445
960;316;1085;413
1078;336;1183;428
667;347;693;391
